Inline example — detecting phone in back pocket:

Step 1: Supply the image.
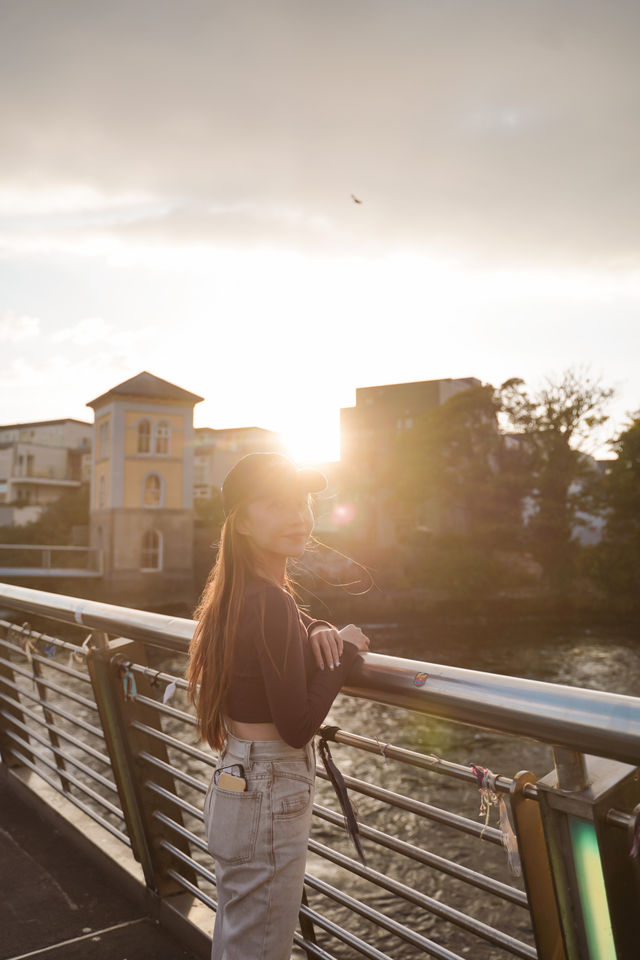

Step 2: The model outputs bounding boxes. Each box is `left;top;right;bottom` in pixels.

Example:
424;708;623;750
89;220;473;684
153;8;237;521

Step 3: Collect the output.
214;762;246;790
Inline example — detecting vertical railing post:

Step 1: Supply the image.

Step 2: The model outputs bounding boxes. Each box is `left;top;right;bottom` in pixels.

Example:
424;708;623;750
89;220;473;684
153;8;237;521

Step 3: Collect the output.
28;628;73;793
0;624;36;768
537;754;640;959
87;631;158;888
510;770;567;960
86;632;197;897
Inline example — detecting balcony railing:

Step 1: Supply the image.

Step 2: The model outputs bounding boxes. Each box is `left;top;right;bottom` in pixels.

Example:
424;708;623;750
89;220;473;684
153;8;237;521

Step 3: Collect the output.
0;545;103;575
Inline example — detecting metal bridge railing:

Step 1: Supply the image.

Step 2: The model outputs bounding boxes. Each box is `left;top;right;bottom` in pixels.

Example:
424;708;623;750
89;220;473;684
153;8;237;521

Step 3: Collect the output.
0;581;639;960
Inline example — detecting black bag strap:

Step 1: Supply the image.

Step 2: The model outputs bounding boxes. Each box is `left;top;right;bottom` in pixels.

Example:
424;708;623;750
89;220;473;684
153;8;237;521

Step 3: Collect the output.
315;725;367;866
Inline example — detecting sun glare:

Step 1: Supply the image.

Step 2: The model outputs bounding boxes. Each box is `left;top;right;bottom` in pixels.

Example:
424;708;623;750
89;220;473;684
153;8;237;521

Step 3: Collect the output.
280;417;340;466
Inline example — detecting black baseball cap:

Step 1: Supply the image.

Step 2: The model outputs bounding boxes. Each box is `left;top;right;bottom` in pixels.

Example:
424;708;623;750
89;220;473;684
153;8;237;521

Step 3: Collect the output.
221;452;328;518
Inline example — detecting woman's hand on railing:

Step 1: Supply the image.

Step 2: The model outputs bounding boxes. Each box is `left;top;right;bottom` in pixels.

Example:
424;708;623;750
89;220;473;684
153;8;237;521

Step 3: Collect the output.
338;624;371;654
308;623;370;670
308;625;342;670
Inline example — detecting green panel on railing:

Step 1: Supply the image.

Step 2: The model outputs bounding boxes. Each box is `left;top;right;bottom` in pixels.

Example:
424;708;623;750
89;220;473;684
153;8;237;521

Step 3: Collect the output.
568;816;617;960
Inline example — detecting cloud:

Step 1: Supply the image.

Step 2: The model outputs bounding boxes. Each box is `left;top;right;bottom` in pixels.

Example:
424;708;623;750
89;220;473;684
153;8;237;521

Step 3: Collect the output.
0;311;40;341
0;1;639;267
49;315;155;348
50;316;118;345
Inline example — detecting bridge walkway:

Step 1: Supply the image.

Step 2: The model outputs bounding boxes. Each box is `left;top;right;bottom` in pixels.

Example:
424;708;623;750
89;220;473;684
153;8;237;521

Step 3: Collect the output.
0;771;202;960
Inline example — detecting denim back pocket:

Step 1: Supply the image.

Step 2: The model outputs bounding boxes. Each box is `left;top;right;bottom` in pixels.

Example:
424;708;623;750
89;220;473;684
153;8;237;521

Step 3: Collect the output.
206;784;263;863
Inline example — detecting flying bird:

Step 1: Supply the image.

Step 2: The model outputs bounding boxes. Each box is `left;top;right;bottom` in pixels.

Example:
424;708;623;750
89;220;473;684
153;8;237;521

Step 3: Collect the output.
351;193;363;204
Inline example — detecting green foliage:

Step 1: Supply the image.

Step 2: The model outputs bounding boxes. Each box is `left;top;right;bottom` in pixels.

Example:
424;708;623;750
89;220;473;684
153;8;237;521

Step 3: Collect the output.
588;411;640;608
394;382;529;549
405;533;510;600
194;487;225;527
499;368;614;594
0;484;90;544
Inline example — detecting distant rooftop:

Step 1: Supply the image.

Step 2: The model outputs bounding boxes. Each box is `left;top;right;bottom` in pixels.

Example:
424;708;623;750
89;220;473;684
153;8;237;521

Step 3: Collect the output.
0;417;92;430
356;376;481;393
195;425;277;435
86;371;204;408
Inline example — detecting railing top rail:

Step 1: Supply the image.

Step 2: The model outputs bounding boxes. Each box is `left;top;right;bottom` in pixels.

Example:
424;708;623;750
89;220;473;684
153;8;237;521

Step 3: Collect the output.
1;580;639;766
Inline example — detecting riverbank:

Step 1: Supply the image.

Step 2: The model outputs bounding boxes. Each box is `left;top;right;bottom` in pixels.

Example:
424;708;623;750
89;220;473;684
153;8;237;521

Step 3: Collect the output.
305;584;639;632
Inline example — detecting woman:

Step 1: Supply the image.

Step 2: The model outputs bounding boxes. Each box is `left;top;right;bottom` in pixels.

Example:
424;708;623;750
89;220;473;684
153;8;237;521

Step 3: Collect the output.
186;451;370;960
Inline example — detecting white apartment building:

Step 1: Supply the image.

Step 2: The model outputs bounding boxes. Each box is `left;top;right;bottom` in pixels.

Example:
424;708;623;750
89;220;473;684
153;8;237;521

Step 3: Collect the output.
0;418;92;525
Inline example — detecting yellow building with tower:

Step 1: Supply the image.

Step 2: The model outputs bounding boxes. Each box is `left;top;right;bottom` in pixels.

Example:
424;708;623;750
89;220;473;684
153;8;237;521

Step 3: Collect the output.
87;371;204;611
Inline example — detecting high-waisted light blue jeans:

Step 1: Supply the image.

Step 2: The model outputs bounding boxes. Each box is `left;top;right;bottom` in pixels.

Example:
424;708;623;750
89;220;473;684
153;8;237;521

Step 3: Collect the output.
204;731;317;960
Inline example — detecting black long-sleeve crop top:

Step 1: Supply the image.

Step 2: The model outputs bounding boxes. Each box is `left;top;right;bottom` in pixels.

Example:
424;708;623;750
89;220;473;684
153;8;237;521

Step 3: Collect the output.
222;575;362;748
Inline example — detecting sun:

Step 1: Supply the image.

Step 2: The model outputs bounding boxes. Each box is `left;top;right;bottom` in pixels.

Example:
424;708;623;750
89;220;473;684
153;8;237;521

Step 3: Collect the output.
280;414;340;466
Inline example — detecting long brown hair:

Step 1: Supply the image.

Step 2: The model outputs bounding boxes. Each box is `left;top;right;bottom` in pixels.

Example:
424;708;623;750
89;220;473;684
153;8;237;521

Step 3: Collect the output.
186;489;374;753
185;499;304;752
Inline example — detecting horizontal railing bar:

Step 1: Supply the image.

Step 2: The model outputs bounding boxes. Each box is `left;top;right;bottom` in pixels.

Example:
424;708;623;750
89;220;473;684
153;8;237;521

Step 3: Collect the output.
315;767;503;844
144;779;204;821
0;695;111;766
1;581;639;764
326;727;530;797
4;729;125;820
1;712;119;794
130;719;216;766
607;808;634;829
0;636;92;684
307;835;535;958
0;544;93;551
303;869;467;960
138;750;208;795
159;837;216;885
125;692;196;726
161;841;386;960
296;898;395;960
0;679;105;740
0;654;98;711
313;800;527;907
0;583;194;653
165;867;217;911
0;676;104;740
0;621;91;660
152;810;208;853
293;933;338;960
6;745;131;846
129;661;189;691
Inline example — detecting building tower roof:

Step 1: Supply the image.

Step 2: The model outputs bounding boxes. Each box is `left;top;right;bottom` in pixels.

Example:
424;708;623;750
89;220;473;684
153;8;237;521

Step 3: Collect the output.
86;371;204;409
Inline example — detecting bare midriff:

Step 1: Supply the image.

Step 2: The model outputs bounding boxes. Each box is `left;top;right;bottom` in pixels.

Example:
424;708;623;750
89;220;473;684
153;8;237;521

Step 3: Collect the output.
224;715;281;741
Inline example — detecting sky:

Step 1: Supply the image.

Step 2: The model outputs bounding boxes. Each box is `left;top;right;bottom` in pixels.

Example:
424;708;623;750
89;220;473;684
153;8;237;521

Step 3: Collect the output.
1;0;639;463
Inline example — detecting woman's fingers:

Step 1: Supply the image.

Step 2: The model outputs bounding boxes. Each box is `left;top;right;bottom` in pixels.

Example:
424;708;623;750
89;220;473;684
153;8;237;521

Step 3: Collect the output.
309;627;342;670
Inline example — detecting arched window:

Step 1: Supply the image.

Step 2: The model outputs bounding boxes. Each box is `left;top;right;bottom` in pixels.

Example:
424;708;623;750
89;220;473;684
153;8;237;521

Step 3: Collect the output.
98;474;105;508
143;473;162;507
141;529;162;571
155;420;170;455
138;419;151;454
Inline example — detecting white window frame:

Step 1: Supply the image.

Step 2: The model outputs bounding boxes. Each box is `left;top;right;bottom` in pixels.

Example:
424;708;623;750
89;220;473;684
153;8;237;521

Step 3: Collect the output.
155;420;170;455
137;419;151;454
142;472;164;507
140;529;163;571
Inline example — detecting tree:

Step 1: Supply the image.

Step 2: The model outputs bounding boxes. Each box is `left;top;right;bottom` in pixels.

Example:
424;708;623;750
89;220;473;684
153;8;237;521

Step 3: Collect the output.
194;487;225;527
592;411;640;605
499;368;613;594
0;484;90;544
394;383;529;548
